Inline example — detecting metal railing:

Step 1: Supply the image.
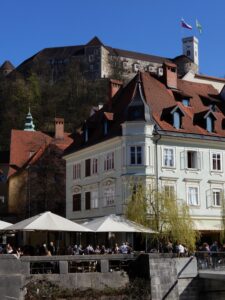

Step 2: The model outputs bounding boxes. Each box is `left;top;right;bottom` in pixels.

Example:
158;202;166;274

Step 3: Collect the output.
196;251;225;270
20;254;136;274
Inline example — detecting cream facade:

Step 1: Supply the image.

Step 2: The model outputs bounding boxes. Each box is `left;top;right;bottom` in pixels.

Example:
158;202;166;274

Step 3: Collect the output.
65;121;225;232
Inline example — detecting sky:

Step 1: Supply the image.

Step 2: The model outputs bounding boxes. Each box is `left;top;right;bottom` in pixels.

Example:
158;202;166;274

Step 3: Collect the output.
0;0;225;77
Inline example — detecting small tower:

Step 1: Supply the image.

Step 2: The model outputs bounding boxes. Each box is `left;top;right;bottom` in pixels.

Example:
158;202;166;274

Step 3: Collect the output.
182;36;199;72
24;109;35;131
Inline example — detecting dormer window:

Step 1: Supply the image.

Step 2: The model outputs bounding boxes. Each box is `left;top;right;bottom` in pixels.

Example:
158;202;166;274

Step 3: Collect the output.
182;99;190;107
85;128;88;142
173;111;181;129
104;120;108;136
206;116;214;132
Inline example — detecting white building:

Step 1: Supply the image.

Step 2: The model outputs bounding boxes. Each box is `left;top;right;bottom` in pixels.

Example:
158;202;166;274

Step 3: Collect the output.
64;62;225;240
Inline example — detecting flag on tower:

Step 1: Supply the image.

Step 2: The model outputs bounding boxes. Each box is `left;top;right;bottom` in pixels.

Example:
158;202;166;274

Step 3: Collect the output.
196;19;202;34
181;18;192;30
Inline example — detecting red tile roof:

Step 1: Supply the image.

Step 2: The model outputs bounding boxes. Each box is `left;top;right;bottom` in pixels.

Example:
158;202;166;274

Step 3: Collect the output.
65;70;225;154
8;130;73;178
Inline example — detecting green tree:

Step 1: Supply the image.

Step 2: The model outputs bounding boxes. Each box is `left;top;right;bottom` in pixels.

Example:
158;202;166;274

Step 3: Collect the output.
125;179;199;252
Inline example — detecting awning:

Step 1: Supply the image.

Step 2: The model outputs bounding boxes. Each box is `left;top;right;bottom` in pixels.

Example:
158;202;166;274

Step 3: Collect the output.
193;219;222;231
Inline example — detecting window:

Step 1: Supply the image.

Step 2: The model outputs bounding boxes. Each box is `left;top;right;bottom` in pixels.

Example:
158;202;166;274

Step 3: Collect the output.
73;194;81;211
186;50;191;56
211;152;222;171
104;187;115;206
173;111;181;129
94;49;99;55
130;146;142;165
104;152;114;171
212;189;222;207
85;159;91;177
187;150;199;169
123;61;128;68
182;99;190;107
187;187;199;206
92;158;98;175
206;116;214;132
85;192;91;210
84;128;88;142
73;163;81;180
133;63;139;72
163;148;175;168
164;185;175;198
91;190;99;208
89;55;94;62
104;120;108;136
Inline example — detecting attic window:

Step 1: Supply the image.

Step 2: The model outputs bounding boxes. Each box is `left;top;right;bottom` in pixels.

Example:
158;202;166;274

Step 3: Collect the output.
173;111;181;129
206;116;214;132
182;99;190;107
84;128;88;143
104;120;108;136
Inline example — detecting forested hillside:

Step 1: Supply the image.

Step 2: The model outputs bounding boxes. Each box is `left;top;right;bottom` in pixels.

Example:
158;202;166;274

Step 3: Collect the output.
0;61;109;150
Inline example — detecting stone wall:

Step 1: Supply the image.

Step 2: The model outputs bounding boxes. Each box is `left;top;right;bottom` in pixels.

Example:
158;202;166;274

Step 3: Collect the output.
3;254;225;300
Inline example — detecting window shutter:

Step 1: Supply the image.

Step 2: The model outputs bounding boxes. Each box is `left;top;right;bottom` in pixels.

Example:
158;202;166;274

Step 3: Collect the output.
206;189;212;208
197;151;201;170
180;151;186;169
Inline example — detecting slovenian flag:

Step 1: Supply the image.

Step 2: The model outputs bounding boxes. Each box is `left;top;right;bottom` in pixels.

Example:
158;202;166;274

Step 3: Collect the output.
181;18;192;30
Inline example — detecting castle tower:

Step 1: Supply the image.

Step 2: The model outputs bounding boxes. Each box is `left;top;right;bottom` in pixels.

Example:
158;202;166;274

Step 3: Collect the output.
182;36;199;72
24;109;35;131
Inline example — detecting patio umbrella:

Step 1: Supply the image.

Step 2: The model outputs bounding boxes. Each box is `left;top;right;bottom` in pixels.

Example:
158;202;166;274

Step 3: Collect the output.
82;214;157;233
4;211;92;232
0;220;12;230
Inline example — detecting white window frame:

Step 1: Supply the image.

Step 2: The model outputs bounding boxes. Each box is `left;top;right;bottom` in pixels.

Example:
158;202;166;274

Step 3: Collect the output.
103;186;115;207
130;146;143;165
180;149;202;171
73;163;81;180
104;152;114;171
92;158;98;175
162;147;175;168
212;188;222;207
164;184;175;198
187;186;199;206
211;152;222;172
91;190;99;209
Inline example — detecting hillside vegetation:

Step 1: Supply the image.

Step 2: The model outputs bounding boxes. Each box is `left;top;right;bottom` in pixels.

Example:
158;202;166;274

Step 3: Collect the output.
0;61;109;150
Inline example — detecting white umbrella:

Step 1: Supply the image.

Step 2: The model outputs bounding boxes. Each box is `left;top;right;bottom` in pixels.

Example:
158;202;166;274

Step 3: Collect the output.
0;220;12;230
82;214;157;233
4;211;92;232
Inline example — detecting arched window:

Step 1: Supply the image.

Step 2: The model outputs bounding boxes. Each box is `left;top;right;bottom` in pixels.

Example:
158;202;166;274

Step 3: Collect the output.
206;116;214;132
173;111;181;129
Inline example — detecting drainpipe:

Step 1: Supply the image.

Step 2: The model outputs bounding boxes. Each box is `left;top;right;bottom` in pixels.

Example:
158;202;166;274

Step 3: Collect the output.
154;131;161;241
154;132;161;194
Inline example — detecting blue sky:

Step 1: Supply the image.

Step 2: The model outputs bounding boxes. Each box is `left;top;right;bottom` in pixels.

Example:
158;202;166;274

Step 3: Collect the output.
1;0;225;77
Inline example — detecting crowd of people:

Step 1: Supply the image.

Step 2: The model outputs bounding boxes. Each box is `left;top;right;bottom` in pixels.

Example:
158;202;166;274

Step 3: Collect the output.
0;241;133;257
196;241;225;269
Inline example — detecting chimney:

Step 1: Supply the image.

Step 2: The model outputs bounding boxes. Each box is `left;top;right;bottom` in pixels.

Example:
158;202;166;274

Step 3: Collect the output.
55;118;64;140
109;79;123;98
108;79;123;110
163;62;177;89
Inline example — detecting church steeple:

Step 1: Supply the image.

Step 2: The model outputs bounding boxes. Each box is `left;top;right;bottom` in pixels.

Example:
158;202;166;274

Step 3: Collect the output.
24;108;35;131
